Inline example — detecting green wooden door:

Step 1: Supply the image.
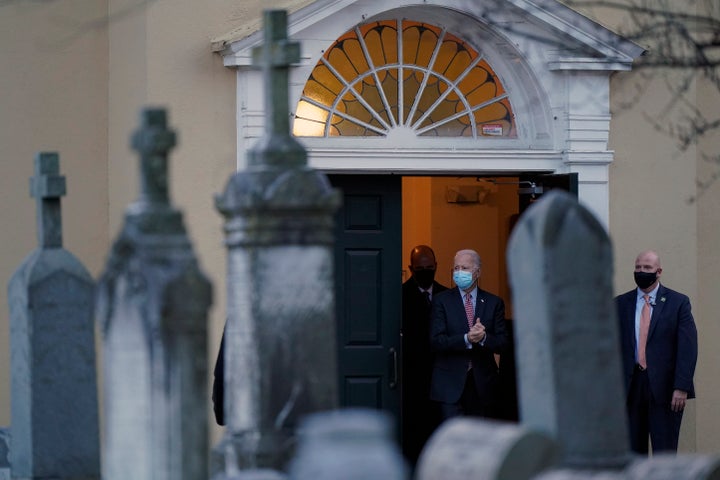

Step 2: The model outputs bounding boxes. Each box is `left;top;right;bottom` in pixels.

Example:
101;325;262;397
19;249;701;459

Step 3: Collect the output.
330;174;402;435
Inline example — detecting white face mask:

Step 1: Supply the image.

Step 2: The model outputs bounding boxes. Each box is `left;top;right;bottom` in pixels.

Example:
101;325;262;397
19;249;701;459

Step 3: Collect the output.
453;270;473;289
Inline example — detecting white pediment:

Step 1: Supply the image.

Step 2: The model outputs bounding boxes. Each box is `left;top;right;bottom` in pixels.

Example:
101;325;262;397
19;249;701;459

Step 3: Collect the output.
213;0;645;228
214;0;643;70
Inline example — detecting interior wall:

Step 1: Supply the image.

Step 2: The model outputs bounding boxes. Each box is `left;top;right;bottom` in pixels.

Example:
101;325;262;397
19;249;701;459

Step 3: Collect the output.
402;176;519;314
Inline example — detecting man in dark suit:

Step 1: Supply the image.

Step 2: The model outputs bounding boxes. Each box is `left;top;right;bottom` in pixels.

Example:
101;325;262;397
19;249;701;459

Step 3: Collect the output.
401;245;448;465
616;250;698;454
212;329;225;425
430;249;507;420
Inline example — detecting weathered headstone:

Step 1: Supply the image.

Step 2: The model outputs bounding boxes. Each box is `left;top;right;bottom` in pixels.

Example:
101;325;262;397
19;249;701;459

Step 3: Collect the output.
507;190;631;470
415;417;557;480
288;409;407;480
7;152;100;479
214;9;341;474
0;428;10;480
505;190;720;480
625;455;720;479
96;109;212;480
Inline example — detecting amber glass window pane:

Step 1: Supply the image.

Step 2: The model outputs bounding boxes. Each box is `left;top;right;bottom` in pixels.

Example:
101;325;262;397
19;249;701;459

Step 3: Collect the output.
293;19;517;138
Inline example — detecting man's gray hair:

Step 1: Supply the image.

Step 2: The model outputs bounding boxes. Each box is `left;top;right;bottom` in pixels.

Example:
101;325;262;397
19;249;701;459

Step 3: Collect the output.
455;249;482;268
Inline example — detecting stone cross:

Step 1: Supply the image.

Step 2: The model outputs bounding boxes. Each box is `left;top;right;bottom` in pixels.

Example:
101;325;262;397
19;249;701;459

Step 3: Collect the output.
96;108;212;480
248;8;304;169
133;108;175;205
7;152;100;479
214;9;340;475
30;152;66;248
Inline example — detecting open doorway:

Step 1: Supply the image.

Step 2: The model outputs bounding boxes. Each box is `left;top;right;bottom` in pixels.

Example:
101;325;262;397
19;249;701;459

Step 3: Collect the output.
399;176;523;466
330;173;576;465
401;176;522;315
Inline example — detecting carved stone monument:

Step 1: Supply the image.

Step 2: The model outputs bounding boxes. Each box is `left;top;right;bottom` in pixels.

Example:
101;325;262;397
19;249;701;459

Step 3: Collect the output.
506;190;720;480
415;417;557;480
7;152;100;479
96;109;212;480
507;189;632;470
214;9;340;474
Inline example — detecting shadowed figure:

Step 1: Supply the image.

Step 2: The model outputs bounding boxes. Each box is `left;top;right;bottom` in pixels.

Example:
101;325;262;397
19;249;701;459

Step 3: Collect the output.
401;245;447;465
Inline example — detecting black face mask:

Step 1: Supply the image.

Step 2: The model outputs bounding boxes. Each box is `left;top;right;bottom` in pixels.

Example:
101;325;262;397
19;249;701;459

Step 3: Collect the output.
413;269;436;289
634;271;657;290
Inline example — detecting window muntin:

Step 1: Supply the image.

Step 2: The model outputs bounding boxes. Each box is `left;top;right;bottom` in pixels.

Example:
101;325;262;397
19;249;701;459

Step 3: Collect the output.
294;19;517;138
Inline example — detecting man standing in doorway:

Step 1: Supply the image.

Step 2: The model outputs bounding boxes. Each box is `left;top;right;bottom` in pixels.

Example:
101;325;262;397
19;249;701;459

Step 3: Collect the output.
616;250;698;454
401;245;448;465
429;249;507;421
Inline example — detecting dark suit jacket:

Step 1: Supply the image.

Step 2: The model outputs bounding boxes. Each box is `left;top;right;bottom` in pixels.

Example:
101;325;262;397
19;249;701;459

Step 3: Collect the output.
402;279;448;397
616;284;697;404
212;329;225;425
429;287;507;405
401;279;448;462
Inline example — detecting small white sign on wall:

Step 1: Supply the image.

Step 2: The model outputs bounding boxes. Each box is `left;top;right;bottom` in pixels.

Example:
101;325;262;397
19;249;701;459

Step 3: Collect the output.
481;124;503;136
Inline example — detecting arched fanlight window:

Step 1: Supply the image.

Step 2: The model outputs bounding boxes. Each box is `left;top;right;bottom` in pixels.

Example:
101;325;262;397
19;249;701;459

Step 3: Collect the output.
293;19;517;138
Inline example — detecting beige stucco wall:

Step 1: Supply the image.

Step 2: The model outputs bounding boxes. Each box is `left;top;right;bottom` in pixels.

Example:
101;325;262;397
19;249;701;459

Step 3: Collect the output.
600;0;719;453
1;0;718;458
694;73;720;453
0;0;239;444
0;0;110;428
608;67;700;452
106;0;239;444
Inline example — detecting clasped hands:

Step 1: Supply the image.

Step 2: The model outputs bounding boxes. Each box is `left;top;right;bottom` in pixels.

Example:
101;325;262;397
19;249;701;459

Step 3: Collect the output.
468;320;486;344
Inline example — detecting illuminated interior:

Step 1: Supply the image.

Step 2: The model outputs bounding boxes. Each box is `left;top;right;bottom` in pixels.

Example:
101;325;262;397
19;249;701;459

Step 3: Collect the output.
293;19;517;138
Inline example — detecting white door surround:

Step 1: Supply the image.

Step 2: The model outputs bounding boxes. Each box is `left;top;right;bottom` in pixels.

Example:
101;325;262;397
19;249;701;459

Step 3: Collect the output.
216;0;644;227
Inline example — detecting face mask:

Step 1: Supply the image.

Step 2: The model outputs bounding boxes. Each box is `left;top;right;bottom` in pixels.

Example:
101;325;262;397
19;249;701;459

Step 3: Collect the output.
453;270;474;290
413;269;436;289
634;271;657;289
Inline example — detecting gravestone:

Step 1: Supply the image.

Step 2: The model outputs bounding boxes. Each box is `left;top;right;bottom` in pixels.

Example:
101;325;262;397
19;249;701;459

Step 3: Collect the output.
416;190;720;480
415;417;557;480
96;109;212;480
507;189;631;470
214;9;340;474
288;409;407;480
7;152;100;479
505;190;720;480
0;428;7;480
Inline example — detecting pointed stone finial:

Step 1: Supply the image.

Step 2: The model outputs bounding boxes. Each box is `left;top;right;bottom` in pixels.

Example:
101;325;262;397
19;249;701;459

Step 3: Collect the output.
30;152;66;248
